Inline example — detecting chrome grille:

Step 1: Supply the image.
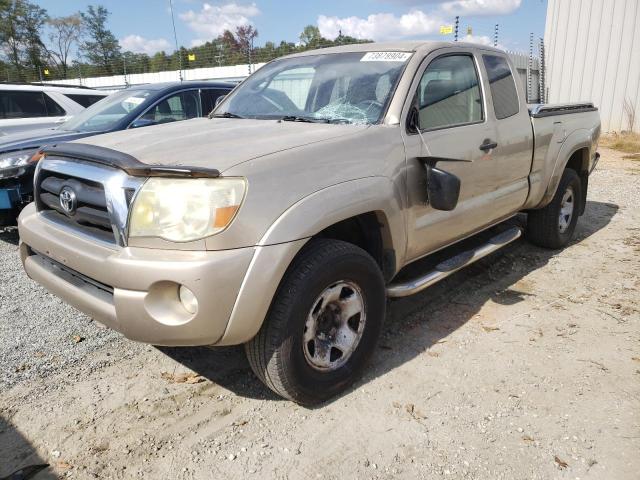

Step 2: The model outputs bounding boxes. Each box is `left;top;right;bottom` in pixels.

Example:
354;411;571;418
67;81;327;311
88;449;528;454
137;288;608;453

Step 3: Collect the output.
35;156;144;246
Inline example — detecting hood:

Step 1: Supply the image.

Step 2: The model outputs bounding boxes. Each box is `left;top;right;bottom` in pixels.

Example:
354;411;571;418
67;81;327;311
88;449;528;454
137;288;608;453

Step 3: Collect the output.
73;117;368;172
0;128;97;153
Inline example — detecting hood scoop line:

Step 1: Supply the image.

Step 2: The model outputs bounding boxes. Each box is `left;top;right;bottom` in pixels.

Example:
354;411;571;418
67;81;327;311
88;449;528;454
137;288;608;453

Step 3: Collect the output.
41;143;220;178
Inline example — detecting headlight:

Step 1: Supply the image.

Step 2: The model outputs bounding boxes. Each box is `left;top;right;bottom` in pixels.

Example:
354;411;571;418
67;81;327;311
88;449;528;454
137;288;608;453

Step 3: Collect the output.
0;149;41;178
128;177;246;242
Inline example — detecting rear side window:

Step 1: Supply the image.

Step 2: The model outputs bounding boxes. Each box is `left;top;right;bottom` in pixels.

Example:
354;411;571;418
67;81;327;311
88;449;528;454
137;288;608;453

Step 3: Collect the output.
0;91;48;118
201;88;231;115
43;93;66;116
63;93;107;108
482;55;519;119
417;54;483;130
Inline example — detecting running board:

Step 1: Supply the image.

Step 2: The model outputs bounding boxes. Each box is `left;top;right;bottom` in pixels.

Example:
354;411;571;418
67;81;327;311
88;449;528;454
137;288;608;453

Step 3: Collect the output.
386;227;522;298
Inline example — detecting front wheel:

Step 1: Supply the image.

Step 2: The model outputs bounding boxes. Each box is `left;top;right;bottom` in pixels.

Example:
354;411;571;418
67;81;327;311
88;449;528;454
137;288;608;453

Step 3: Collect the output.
245;239;386;405
526;168;582;249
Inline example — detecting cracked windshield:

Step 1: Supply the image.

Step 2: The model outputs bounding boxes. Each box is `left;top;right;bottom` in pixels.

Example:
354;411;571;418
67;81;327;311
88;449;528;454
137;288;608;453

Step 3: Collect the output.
216;51;412;124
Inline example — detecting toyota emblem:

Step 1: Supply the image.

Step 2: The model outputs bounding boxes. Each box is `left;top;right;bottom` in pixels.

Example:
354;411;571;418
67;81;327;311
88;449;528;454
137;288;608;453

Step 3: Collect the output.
59;187;77;215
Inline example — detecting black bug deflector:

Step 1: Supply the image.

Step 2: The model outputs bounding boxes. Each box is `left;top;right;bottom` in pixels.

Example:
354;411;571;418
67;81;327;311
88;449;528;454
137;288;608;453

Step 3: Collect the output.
41;143;221;179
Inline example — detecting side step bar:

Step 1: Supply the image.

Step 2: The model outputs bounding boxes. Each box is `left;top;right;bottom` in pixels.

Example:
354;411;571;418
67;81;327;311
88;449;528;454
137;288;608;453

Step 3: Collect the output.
386;227;522;298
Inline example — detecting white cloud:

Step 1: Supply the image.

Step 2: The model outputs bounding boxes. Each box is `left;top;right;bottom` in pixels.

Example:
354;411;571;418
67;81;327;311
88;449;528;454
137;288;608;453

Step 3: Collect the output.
120;35;172;55
461;34;505;50
318;10;443;41
440;0;521;16
179;2;260;45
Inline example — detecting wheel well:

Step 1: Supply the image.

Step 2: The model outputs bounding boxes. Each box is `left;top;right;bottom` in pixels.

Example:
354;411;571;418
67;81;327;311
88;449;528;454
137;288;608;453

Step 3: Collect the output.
314;212;395;281
565;148;589;216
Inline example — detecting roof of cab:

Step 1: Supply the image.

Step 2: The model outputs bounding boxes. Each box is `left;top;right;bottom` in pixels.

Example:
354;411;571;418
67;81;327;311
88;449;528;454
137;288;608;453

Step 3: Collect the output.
281;40;506;59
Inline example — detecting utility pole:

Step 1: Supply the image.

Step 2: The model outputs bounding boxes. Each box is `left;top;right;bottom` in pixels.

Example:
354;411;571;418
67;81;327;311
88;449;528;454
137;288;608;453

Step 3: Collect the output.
527;33;534;103
454;16;459;41
123;54;129;87
168;0;183;81
539;38;546;103
494;24;499;47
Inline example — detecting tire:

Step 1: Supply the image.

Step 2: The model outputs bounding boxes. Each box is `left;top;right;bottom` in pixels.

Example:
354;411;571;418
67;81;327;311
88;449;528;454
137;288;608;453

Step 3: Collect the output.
526;168;582;249
245;238;386;405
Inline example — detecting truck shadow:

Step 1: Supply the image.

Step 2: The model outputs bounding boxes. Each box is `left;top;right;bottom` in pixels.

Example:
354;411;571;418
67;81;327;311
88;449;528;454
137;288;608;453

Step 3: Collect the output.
160;200;618;405
0;416;53;479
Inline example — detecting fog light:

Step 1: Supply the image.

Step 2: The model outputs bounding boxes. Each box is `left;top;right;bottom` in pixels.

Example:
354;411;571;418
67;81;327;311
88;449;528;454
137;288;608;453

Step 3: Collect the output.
179;285;198;314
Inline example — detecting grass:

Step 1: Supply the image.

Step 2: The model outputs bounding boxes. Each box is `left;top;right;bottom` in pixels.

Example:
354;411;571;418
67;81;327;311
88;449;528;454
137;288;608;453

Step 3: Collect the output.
600;132;640;159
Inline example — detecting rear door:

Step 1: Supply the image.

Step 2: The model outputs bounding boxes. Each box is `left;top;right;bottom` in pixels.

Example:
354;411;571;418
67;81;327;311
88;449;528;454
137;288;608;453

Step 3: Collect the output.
401;48;499;261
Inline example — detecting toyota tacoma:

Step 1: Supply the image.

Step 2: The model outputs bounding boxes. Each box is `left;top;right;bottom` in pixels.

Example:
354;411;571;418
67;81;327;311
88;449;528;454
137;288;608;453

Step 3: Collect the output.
18;42;600;404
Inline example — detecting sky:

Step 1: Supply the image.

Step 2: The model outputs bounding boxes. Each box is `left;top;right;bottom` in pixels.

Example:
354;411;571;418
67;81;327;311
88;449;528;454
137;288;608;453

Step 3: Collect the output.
35;0;548;55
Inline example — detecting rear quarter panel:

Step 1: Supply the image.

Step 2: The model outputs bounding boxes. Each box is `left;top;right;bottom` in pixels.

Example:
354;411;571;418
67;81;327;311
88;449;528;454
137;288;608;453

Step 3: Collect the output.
524;109;600;210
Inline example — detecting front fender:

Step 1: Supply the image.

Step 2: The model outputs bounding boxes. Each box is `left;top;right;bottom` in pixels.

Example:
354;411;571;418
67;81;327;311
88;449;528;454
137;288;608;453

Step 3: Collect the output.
258;176;406;263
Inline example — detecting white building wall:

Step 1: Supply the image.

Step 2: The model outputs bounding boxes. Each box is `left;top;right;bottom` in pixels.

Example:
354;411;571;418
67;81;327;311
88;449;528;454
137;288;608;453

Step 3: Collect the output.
545;0;640;132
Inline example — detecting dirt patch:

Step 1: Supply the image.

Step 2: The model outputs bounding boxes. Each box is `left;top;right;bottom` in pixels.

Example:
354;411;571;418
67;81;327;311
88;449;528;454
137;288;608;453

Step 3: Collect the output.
1;147;639;479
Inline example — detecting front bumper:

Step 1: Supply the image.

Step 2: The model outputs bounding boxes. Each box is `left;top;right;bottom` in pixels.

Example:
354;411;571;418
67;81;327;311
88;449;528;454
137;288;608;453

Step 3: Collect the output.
18;203;255;346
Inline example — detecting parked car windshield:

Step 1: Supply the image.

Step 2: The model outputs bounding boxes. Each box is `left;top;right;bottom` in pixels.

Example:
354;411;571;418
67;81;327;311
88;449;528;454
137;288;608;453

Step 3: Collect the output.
59;88;153;132
215;51;412;124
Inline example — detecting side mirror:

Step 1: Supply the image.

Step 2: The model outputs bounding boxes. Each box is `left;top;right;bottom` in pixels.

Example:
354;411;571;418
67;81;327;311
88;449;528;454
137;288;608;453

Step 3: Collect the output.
215;95;227;107
130;118;154;129
425;164;461;211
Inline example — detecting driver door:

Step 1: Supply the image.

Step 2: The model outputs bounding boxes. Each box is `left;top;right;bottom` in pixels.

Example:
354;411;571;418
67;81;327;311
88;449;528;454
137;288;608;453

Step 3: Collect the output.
402;49;503;261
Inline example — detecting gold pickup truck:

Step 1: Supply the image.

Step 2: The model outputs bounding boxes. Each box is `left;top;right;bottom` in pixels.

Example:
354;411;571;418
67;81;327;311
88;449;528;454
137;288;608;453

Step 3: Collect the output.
18;41;600;404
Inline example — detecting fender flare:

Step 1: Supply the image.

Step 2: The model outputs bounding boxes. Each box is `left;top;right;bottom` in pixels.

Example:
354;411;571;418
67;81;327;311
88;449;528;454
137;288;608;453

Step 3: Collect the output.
258;176;407;265
217;176;407;346
537;129;592;209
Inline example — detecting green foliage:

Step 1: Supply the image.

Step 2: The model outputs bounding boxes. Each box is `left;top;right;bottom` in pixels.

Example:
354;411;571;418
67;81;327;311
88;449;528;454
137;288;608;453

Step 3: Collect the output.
79;5;121;75
0;0;49;81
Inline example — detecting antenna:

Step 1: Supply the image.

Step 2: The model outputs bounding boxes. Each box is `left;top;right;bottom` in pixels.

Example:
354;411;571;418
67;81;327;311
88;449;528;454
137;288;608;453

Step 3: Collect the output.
494;24;499;47
168;0;183;81
454;16;459;41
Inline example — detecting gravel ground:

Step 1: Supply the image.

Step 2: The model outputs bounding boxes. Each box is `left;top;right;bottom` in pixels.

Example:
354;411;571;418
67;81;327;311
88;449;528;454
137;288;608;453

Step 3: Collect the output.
0;228;132;391
0;147;638;479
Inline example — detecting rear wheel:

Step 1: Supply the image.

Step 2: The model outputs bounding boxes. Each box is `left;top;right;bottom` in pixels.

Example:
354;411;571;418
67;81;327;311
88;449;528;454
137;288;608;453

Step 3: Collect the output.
526;168;582;249
245;239;386;405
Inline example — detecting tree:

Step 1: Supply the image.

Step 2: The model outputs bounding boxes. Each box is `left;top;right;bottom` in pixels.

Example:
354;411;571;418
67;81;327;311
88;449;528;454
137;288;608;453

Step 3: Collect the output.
0;0;49;81
235;25;258;53
299;25;320;47
46;14;82;78
79;5;120;75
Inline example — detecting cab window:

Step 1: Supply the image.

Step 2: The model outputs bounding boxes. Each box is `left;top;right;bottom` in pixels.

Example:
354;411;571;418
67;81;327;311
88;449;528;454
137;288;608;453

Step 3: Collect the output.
139;90;201;125
416;54;483;130
482;55;519;119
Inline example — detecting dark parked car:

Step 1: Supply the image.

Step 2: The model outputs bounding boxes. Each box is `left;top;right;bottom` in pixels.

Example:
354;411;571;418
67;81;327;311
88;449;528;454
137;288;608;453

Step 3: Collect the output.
0;80;234;225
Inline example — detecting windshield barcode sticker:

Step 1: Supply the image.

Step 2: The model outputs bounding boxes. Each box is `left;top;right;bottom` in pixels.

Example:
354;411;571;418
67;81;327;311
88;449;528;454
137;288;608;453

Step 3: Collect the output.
361;52;412;62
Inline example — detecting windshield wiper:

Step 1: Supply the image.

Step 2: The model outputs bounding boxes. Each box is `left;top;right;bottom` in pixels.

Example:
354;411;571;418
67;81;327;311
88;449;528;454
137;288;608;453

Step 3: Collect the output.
279;115;330;124
210;111;245;119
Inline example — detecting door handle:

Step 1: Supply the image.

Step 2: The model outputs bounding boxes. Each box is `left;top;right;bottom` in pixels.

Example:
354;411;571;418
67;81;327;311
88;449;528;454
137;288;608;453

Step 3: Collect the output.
479;139;498;151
